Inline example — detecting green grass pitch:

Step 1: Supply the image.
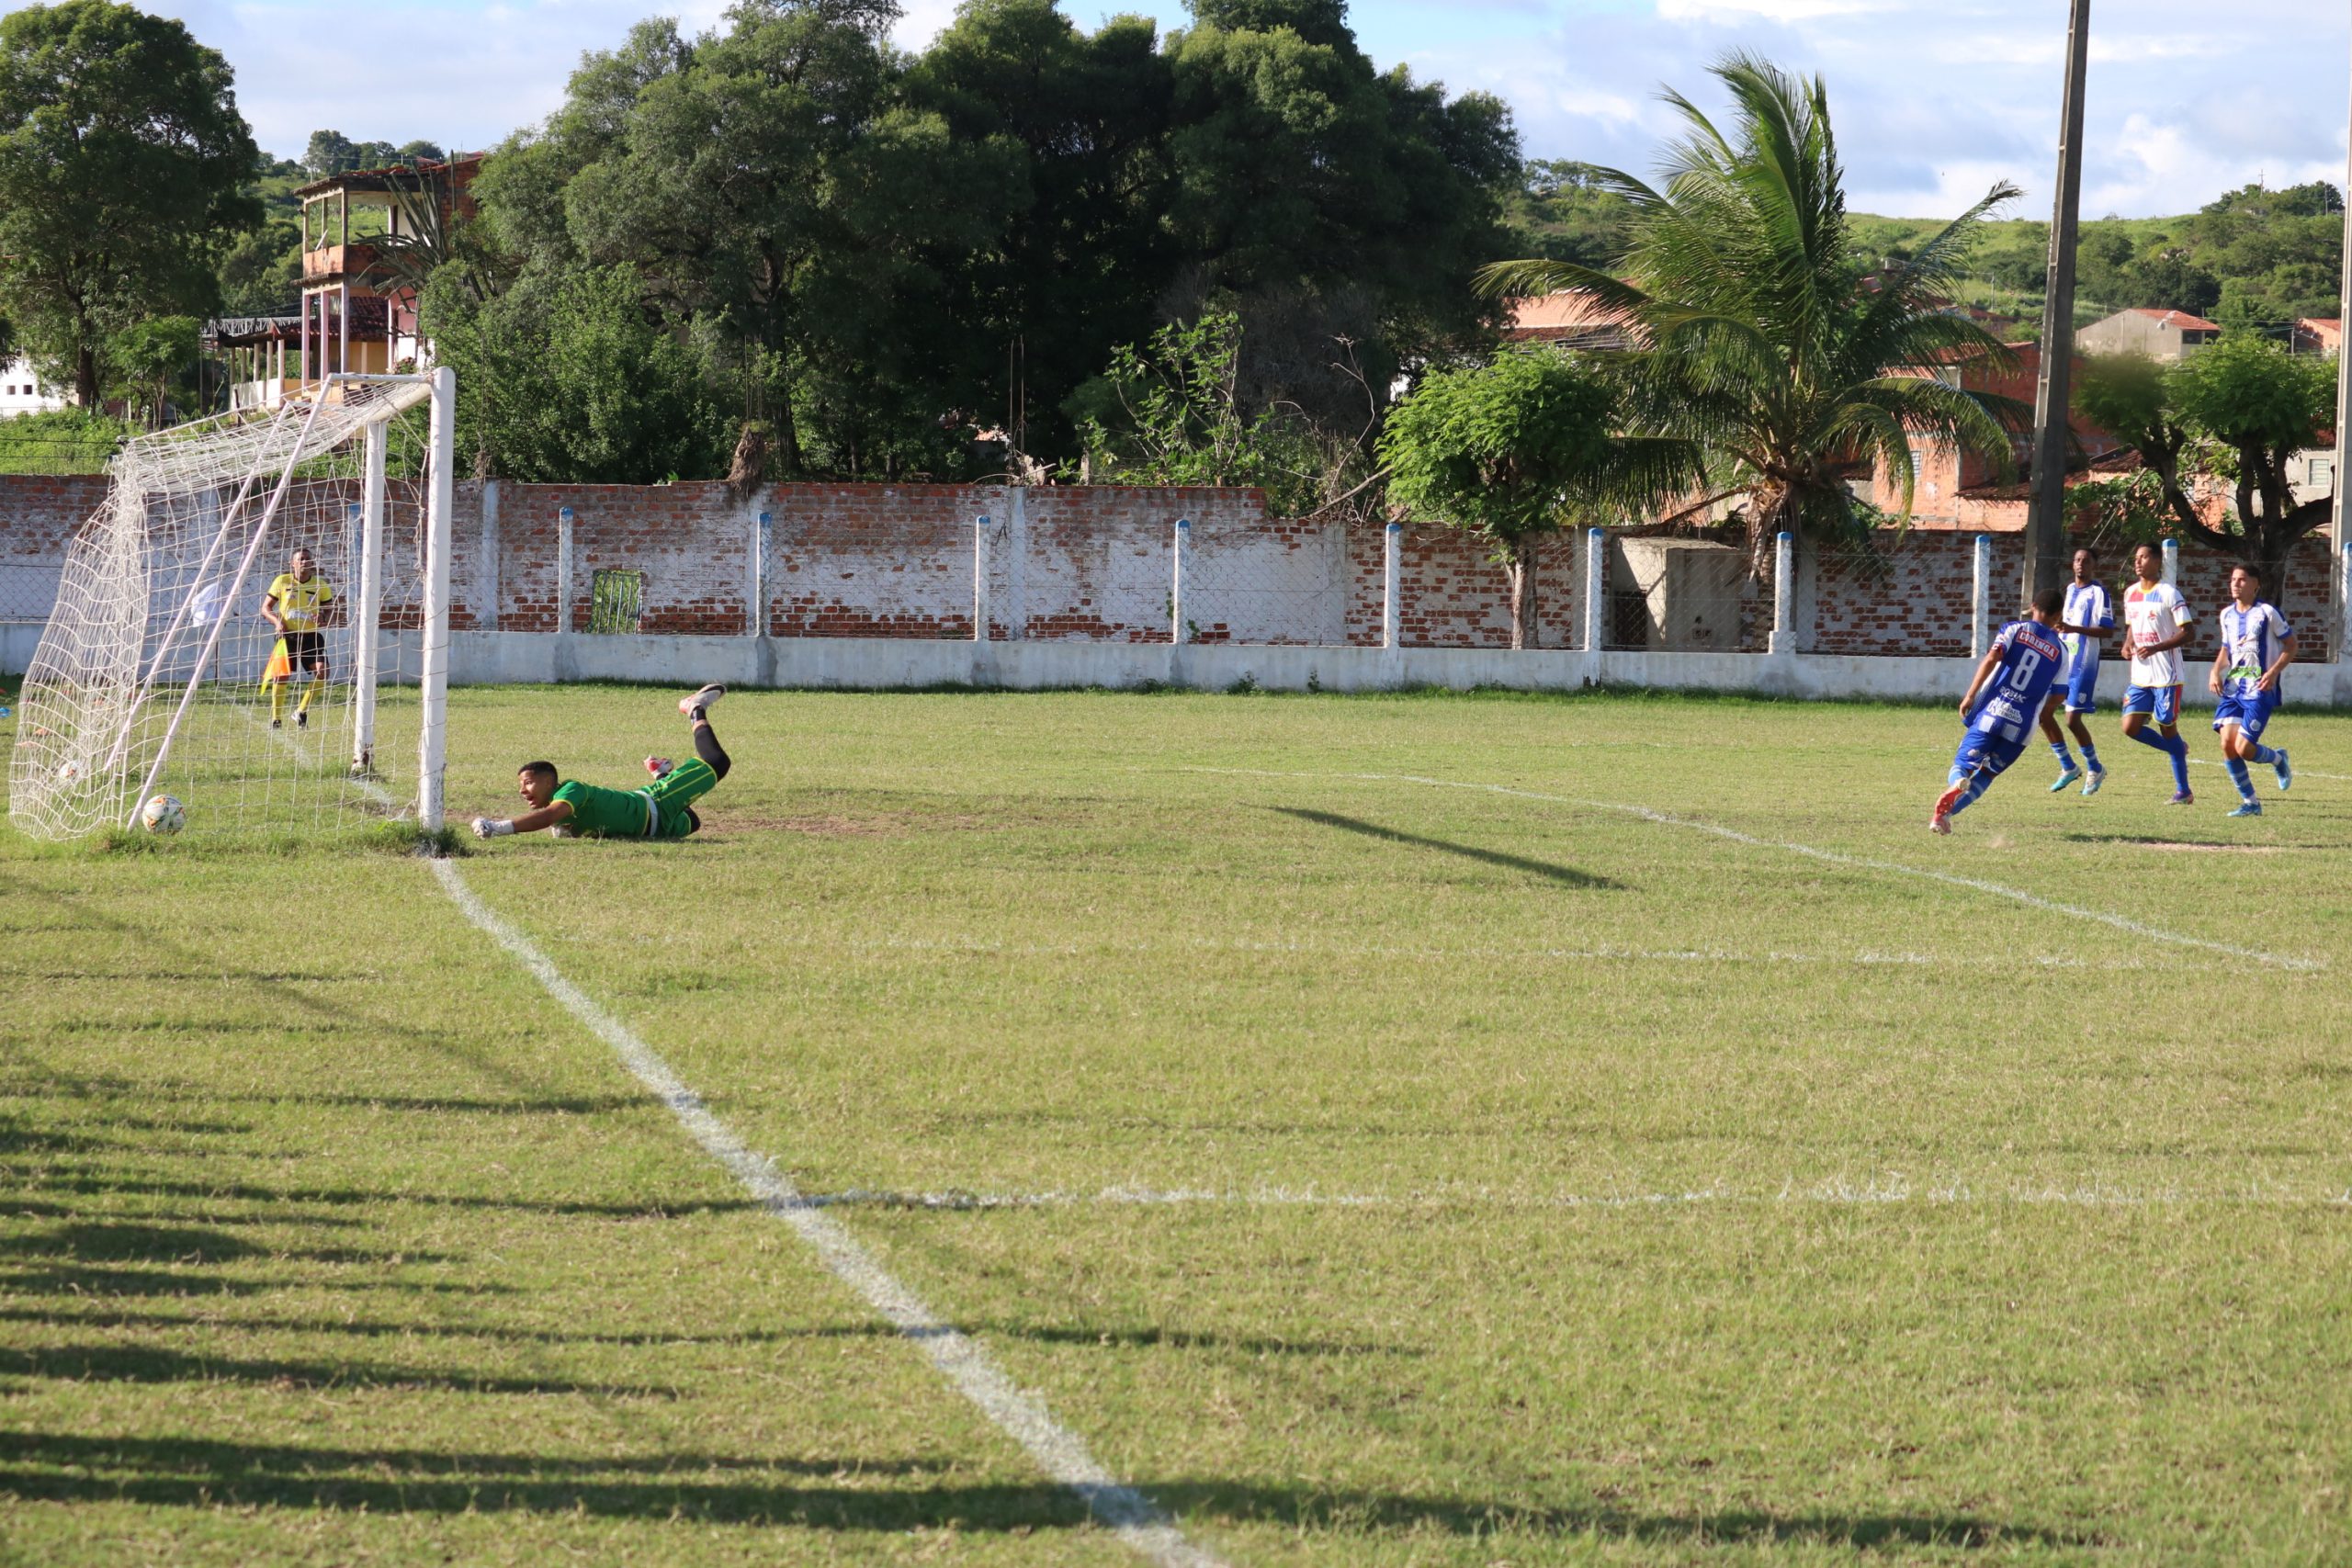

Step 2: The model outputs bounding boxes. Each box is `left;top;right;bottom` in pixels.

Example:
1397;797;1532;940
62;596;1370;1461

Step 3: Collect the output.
4;683;2349;1565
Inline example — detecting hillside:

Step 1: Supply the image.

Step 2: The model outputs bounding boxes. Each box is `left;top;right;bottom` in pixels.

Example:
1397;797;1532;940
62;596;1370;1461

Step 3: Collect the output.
1507;165;2345;340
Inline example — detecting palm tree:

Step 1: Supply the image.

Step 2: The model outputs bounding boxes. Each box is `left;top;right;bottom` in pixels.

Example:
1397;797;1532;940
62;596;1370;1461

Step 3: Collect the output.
1478;53;2028;568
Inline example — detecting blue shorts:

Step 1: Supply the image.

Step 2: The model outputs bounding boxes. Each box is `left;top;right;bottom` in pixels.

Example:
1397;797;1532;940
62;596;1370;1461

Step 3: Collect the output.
1952;726;2029;782
2213;691;2278;741
2121;684;2181;725
2062;659;2100;714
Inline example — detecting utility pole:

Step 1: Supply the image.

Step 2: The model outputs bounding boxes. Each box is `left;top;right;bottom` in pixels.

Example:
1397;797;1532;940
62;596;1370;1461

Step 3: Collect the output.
2332;17;2352;642
2023;0;2092;607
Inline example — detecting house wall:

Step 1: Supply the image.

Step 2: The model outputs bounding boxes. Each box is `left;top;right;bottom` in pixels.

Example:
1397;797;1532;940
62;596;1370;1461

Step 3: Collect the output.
0;356;70;420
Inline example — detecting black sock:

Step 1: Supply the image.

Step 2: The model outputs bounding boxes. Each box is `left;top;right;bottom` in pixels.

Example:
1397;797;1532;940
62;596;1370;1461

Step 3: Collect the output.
693;721;730;781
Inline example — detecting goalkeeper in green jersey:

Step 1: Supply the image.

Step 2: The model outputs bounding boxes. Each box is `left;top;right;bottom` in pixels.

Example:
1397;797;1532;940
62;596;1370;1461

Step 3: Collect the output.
471;685;730;842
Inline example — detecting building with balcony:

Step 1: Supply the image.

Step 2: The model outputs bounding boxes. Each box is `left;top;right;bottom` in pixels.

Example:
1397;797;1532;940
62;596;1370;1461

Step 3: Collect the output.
276;152;481;402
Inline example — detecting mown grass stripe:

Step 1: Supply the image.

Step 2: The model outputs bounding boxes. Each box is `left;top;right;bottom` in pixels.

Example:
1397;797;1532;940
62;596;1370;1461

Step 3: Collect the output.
427;856;1227;1568
1189;767;2322;973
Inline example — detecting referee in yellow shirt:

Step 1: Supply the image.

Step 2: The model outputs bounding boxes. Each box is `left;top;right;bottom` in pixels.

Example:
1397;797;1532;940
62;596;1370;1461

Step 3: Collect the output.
260;548;336;728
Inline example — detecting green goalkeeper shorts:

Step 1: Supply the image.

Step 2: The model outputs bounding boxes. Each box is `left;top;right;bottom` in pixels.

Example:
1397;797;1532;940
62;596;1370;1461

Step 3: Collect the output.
645;757;718;839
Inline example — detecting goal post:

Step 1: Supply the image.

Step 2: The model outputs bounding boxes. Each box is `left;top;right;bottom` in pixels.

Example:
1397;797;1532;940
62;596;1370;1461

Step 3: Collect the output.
7;372;455;842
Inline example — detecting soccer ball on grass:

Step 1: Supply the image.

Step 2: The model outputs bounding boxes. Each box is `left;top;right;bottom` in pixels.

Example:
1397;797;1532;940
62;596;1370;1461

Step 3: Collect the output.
140;794;187;835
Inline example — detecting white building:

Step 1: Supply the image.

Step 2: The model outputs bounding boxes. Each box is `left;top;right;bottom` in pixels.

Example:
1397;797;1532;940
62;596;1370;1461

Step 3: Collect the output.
0;356;68;417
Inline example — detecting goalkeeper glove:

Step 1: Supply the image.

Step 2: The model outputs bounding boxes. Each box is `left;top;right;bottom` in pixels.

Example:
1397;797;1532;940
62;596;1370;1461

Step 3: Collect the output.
471;817;515;839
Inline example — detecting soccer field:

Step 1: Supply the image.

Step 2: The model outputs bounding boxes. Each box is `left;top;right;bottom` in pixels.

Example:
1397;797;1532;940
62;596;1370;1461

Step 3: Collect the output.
6;683;2349;1565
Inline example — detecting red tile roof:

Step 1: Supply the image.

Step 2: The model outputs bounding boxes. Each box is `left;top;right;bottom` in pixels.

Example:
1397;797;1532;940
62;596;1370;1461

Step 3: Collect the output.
2126;308;2222;332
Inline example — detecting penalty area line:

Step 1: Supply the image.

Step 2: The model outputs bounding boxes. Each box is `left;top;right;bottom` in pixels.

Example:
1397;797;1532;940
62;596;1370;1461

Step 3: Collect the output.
1182;767;2321;974
426;857;1225;1568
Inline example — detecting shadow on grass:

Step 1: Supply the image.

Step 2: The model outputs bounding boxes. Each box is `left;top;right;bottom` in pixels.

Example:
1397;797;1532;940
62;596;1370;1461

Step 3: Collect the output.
0;1431;2088;1548
1;1218;458;1269
0;1303;1410;1360
0;1345;675;1399
1270;807;1626;890
0;1164;757;1220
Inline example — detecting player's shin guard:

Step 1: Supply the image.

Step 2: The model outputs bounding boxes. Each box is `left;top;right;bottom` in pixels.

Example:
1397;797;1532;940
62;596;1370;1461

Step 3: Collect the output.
2165;737;2191;794
2224;757;2256;802
2249;743;2278;766
2051;741;2075;771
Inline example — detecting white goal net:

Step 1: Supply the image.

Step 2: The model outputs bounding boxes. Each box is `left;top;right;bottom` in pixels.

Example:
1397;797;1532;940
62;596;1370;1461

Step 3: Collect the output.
8;372;455;842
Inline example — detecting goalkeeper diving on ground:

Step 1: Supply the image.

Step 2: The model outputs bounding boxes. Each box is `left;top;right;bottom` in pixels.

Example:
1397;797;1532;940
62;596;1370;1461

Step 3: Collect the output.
471;685;729;841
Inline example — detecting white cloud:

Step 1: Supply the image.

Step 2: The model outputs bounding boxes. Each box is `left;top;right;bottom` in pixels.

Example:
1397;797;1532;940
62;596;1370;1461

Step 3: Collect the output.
1392;0;2350;218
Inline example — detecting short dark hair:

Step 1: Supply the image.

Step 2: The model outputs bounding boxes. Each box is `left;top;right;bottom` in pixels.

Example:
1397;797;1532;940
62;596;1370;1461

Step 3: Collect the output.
2074;546;2097;561
2032;587;2064;618
519;761;559;786
2232;562;2262;583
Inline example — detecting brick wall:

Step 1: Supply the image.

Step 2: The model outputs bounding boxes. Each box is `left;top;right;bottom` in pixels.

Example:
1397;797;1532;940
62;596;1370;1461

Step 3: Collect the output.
0;473;2335;660
0;476;107;621
1804;530;2337;661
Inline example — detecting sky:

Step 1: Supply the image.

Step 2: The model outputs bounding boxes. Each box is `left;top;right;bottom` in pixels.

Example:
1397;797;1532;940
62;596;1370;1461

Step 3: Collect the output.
83;0;2352;220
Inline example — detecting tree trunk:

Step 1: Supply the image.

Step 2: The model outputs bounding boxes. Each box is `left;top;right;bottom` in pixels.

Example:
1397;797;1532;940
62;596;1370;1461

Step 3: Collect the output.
1507;535;1538;650
74;344;99;409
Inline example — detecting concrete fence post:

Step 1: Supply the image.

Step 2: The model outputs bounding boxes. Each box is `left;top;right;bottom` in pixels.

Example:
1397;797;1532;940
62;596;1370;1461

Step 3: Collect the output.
478;477;500;633
752;511;770;637
1770;530;1796;655
1582;527;1606;654
1006;489;1028;641
556;505;574;635
1382;521;1402;649
1971;533;1994;658
972;513;991;642
2338;539;2352;665
2162;536;2180;589
1171;516;1191;644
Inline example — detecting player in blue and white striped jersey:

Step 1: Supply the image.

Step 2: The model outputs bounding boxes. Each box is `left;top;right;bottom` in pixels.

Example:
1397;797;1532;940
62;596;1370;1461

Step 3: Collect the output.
2037;547;2114;795
1932;588;2068;835
2207;564;2295;817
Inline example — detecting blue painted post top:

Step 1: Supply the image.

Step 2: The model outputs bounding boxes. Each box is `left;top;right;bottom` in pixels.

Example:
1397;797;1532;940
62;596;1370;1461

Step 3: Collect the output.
1975;534;1990;547
1589;526;1605;538
975;514;990;527
759;511;771;525
559;506;574;522
1777;530;1792;541
1385;520;1402;533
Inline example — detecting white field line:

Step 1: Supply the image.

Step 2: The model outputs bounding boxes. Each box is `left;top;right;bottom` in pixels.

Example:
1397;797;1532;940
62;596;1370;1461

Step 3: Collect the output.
803;1179;2352;1213
795;930;2171;973
428;858;1224;1568
1185;768;2323;974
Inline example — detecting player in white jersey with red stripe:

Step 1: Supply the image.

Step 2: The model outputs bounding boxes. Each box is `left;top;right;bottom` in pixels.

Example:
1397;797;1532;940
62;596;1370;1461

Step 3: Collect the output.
2207;564;2294;817
2118;542;2195;804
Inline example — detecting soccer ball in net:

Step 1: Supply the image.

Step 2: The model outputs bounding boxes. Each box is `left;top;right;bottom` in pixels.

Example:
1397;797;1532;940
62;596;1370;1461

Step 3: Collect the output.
140;794;187;835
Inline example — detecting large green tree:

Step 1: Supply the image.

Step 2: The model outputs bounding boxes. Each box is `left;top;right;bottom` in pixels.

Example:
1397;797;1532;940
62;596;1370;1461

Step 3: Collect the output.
2074;336;2335;611
0;0;258;406
424;263;731;484
469;0;1011;478
1163;0;1519;442
1379;349;1701;649
901;0;1173;463
1480;54;2024;565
